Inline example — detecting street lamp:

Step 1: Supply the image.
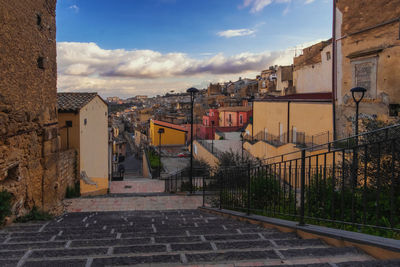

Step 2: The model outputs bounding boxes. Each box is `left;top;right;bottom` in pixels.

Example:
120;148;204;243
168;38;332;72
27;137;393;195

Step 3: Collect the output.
350;87;366;190
350;87;367;136
211;120;215;154
249;95;255;142
158;128;165;178
187;87;199;194
240;129;245;162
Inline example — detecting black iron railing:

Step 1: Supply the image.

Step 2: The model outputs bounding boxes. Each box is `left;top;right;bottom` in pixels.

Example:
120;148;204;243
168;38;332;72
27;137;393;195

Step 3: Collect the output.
204;124;400;236
162;167;212;193
196;140;224;158
245;130;332;148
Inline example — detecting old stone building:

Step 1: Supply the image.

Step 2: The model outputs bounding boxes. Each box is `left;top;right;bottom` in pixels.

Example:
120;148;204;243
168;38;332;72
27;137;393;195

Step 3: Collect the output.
0;0;74;217
293;40;332;94
334;0;400;138
207;83;222;96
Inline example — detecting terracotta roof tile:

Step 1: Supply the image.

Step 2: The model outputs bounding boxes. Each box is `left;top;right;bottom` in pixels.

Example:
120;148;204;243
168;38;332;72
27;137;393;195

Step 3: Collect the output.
57;92;99;112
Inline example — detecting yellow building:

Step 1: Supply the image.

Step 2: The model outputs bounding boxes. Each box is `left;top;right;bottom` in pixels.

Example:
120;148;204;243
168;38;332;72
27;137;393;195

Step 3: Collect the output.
247;93;333;161
58;93;109;196
149;120;187;146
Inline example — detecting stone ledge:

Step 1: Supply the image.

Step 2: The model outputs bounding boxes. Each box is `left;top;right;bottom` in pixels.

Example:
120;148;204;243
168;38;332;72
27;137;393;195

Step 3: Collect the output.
199;207;400;260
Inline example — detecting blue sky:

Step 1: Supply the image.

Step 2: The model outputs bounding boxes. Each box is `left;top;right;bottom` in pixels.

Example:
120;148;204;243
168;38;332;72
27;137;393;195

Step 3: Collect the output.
56;0;332;97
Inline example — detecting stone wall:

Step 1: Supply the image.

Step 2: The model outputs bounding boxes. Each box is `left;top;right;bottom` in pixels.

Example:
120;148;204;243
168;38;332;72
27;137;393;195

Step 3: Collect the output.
0;0;60;216
44;149;78;213
335;0;400;138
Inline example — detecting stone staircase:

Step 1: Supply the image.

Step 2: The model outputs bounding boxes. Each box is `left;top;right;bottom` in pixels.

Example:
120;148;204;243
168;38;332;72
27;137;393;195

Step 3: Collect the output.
1;210;398;267
110;179;165;194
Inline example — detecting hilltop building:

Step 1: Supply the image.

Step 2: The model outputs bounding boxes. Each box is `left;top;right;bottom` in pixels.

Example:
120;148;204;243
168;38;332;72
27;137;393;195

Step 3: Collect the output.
293;40;332;94
334;0;400;138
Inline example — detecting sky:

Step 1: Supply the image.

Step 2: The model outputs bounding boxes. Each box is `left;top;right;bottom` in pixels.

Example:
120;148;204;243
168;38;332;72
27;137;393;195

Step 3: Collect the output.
56;0;333;98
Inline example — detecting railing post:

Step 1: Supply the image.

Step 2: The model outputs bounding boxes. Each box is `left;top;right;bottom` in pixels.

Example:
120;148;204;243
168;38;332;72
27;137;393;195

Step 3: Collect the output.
219;173;222;210
299;149;306;226
247;163;251;216
202;175;205;207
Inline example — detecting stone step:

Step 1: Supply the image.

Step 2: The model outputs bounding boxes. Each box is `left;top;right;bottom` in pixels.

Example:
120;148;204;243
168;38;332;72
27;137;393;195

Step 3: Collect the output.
17;246;368;267
0;209;388;267
110;180;165;194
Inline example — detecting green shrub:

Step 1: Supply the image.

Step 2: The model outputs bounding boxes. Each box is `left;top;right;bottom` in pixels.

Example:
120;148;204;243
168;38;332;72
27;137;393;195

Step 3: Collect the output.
0;190;12;224
15;206;52;223
66;182;81;198
149;150;162;169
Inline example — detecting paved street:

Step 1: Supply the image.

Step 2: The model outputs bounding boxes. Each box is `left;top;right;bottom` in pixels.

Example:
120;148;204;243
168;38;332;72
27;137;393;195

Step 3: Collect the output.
3;209;396;267
123;145;142;178
64;195;203;212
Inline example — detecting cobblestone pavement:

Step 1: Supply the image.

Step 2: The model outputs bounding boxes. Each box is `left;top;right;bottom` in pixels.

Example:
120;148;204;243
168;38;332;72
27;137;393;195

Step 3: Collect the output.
2;209;399;267
64;195;203;212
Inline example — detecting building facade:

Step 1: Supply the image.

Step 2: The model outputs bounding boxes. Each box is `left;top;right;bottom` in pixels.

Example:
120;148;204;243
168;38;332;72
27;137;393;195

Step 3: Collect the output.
58;93;109;196
149;120;187;146
334;0;400;138
293;40;332;94
218;106;253;127
0;0;66;216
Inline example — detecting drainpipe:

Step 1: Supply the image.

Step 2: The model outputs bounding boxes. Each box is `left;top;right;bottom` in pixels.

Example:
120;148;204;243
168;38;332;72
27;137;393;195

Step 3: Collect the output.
287;101;291;143
332;0;337;141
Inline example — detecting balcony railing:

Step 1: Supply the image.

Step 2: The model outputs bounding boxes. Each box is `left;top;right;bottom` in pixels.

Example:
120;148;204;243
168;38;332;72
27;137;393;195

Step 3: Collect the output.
245;130;331;149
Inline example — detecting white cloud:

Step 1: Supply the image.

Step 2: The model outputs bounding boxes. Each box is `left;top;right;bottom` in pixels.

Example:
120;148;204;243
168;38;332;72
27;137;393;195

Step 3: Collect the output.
68;5;79;13
217;29;256;38
57;40;323;97
241;0;313;13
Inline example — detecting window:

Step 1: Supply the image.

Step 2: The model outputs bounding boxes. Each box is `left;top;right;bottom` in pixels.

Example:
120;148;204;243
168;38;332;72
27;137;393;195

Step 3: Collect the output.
351;57;378;99
228;114;232;123
389;104;400;117
37;57;45;69
239;115;243;124
326;52;331;61
84;118;87;125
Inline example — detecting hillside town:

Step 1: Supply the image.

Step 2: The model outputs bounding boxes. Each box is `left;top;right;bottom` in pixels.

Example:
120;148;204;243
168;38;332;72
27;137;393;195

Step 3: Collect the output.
1;0;400;266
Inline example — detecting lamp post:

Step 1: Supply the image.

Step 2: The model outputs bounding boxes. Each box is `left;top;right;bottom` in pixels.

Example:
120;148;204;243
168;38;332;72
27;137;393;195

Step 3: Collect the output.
240;129;245;162
249;95;255;142
350;87;366;190
211;120;215;154
187;87;199;194
158;128;164;178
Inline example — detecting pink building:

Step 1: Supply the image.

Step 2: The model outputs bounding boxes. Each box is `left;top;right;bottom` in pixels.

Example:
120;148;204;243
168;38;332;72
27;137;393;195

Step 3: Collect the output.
202;109;219;127
218;106;252;127
198;106;252;140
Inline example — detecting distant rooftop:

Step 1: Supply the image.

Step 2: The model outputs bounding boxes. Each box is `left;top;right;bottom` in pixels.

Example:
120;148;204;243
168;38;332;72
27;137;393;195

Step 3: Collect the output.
218;106;253;112
58;92;104;112
152;120;188;132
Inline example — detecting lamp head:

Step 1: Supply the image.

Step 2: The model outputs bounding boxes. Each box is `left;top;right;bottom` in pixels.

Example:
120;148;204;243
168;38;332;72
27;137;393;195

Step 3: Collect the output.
158;128;165;134
350;87;367;103
186;87;199;94
211;120;215;126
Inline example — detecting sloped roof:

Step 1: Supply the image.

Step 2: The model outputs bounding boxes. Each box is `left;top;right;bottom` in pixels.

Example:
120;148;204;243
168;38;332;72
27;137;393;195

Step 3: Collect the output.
152;120;188;132
58;92;101;112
